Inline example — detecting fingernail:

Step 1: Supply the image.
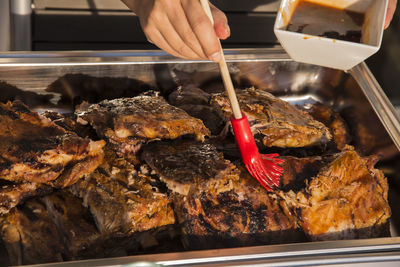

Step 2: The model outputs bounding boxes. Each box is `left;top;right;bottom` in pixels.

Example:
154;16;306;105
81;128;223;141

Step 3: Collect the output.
209;52;221;62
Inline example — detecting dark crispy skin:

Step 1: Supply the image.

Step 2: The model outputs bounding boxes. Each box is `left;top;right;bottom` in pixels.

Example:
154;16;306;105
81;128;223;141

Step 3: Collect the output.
70;148;175;236
0;101;105;186
173;162;299;248
43;191;103;260
75;95;210;160
279;146;391;239
0;180;52;214
168;85;225;135
142;140;239;196
305;102;350;151
211;87;332;148
0;199;65;265
42;111;98;139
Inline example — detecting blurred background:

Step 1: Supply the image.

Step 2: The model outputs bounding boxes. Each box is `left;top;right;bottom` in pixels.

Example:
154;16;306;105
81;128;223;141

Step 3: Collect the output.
0;0;399;108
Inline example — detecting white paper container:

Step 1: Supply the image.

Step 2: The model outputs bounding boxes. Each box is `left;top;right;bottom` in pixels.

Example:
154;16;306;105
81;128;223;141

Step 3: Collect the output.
274;0;389;70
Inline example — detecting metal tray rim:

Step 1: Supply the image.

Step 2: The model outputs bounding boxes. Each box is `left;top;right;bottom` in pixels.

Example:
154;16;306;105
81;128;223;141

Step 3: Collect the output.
23;237;400;267
0;47;291;66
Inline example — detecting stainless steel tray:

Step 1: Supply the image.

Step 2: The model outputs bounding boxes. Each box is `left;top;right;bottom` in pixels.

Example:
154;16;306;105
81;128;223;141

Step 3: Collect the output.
0;48;399;266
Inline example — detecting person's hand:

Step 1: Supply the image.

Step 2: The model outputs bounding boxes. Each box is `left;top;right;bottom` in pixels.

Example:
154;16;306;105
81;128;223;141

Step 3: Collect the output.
385;0;397;29
121;0;230;62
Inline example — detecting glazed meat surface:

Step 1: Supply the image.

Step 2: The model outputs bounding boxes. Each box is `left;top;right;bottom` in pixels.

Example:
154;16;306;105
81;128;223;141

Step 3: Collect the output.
0;101;105;187
173;163;300;248
70;149;175;236
75;95;210;161
0;199;65;265
142;140;239;196
211;88;331;148
279;146;391;240
0;180;52;214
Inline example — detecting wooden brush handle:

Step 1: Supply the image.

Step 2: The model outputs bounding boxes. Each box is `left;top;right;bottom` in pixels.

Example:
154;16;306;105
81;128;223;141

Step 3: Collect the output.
199;0;242;119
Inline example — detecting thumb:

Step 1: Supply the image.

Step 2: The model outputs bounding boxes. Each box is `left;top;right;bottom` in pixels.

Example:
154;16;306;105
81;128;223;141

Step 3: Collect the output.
210;3;230;40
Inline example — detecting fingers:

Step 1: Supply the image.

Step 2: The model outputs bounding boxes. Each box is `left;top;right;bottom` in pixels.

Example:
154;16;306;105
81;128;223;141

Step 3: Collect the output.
146;10;202;59
210;3;230;40
137;0;202;59
146;27;196;59
128;0;229;61
182;0;222;62
385;0;397;29
163;1;207;59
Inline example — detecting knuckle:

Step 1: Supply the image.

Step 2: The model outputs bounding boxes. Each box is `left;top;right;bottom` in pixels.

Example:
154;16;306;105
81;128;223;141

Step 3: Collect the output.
192;16;209;31
176;42;188;55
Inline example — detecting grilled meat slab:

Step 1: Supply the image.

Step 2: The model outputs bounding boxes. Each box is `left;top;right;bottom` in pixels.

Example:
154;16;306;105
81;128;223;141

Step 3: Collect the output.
173;163;300;249
70;149;175;236
0;199;65;265
142;140;239;196
43;191;104;260
279;146;391;240
305;102;350;151
211;88;331;148
0;180;52;214
279;155;334;192
168;85;225;135
42;110;98;139
0;101;105;187
76;95;210;161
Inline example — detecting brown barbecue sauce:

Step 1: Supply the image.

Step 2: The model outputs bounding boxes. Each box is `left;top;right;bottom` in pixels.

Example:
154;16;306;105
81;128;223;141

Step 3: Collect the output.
286;1;365;43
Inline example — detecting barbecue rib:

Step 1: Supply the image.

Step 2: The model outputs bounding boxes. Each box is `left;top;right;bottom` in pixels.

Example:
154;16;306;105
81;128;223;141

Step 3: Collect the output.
76;94;210;162
43;191;104;260
0;101;105;187
168;85;225;135
142;140;239;196
0;198;65;265
173;162;301;249
279;146;391;240
42;110;98;140
305;102;350;151
70;148;175;236
211;88;332;148
0;180;52;214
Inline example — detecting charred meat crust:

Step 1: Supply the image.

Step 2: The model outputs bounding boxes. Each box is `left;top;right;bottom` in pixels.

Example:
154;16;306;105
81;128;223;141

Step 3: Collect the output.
142;140;239;196
70;148;175;236
0;101;105;186
278;146;391;239
303;102;350;151
211;88;332;148
173;162;301;249
0;199;65;265
43;191;104;260
75;95;210;143
0;181;52;215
